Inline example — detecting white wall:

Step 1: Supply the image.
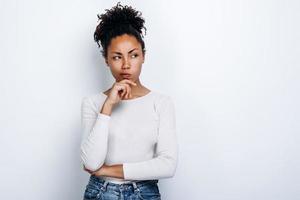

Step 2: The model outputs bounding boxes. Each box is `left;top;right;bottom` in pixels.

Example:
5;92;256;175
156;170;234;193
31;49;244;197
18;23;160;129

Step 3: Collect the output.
1;0;299;199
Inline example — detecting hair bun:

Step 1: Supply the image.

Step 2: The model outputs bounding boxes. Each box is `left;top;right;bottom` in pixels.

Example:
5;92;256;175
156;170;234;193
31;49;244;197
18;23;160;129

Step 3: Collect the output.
97;2;146;36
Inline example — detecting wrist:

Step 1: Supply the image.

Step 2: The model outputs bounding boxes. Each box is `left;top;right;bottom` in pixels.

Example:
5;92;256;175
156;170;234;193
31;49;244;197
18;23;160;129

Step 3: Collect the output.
105;98;115;107
100;100;114;116
101;165;110;176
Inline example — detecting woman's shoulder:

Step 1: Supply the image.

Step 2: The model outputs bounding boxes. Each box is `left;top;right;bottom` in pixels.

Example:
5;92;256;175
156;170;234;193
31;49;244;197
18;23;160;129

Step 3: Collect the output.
81;92;106;111
151;90;175;111
151;90;173;101
82;91;105;102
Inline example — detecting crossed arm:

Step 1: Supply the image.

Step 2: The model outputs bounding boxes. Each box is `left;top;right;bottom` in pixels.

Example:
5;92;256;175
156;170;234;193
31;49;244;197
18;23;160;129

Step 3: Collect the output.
80;95;178;180
83;163;124;179
81;97;124;178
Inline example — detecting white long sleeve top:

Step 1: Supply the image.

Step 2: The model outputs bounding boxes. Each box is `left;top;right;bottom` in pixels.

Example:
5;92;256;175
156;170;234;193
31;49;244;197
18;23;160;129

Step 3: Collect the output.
80;90;178;184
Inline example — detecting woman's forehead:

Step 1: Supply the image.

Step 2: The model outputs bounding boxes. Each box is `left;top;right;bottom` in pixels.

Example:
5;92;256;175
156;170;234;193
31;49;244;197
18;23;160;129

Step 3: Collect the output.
110;34;139;44
108;35;142;52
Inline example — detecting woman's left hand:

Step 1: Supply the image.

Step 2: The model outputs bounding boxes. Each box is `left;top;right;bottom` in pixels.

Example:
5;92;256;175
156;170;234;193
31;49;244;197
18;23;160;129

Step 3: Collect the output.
83;164;124;179
83;164;108;177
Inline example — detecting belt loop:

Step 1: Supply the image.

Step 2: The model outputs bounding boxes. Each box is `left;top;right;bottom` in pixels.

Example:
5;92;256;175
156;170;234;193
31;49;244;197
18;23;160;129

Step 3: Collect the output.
101;181;109;192
132;181;140;193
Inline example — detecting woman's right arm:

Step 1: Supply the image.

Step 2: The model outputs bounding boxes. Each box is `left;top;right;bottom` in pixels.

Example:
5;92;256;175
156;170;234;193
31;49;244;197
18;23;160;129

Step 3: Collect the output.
80;79;136;172
80;97;112;172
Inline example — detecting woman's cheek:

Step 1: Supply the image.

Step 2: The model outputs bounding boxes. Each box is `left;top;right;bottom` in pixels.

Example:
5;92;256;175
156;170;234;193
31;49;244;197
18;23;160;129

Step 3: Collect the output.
133;59;143;67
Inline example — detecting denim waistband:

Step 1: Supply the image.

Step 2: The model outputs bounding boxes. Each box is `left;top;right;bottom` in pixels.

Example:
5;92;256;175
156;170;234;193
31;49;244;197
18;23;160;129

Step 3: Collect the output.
89;175;158;190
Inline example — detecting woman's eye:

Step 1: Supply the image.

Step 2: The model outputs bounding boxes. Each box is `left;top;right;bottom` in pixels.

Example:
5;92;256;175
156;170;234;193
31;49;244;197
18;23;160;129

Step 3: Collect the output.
113;56;121;60
112;54;138;60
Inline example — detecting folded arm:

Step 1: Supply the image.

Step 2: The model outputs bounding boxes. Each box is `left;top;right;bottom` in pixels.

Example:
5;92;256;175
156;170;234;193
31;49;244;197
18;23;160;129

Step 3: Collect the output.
122;96;178;180
80;97;111;172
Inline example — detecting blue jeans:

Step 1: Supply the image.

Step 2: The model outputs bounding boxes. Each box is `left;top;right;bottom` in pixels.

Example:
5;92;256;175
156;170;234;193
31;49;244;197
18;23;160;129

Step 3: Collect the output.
83;175;161;200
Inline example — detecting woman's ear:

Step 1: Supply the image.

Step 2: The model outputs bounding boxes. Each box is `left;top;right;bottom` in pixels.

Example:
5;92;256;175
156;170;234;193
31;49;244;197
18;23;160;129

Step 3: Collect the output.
142;52;145;63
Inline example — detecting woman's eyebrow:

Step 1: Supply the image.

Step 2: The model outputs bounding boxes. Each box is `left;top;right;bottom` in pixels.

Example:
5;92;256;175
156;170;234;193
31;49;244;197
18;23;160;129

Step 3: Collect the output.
112;48;138;55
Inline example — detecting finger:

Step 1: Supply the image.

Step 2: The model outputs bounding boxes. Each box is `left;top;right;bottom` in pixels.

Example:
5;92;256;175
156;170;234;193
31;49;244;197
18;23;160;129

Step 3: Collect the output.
125;89;129;99
127;87;131;99
83;165;89;171
125;84;131;99
124;84;131;99
116;84;126;97
84;167;91;172
121;89;126;99
119;83;131;99
121;86;127;98
120;87;125;97
120;79;137;86
84;167;92;174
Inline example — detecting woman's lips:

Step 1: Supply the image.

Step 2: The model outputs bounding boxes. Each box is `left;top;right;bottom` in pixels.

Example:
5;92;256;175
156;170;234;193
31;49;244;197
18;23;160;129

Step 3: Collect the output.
120;73;131;78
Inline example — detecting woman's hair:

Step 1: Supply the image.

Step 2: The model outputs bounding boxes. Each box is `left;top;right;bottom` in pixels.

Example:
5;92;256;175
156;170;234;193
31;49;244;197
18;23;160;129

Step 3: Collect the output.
94;2;147;59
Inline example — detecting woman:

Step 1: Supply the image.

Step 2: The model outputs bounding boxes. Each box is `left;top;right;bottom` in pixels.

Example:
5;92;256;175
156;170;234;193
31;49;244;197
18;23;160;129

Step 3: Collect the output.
80;2;178;200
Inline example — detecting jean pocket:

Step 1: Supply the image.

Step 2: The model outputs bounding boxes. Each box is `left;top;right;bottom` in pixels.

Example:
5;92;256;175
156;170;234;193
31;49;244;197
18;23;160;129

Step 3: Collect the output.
137;185;161;200
83;184;102;200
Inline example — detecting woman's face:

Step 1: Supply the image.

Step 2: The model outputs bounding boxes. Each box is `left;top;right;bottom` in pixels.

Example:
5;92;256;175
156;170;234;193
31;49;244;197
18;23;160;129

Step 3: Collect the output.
105;34;145;82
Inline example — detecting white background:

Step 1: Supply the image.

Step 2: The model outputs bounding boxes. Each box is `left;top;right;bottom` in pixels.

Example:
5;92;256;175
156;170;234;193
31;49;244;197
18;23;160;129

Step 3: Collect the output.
0;0;299;199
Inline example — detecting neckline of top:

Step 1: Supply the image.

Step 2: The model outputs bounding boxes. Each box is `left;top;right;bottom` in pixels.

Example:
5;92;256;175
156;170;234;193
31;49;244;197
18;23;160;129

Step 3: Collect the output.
100;90;154;103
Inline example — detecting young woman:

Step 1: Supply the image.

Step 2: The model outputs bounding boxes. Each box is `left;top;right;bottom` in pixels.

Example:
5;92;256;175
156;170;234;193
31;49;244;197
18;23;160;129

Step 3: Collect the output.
80;2;178;200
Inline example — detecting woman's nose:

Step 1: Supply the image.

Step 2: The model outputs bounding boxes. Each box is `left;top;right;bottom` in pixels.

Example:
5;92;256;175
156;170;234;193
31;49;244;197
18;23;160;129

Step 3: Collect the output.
122;58;130;69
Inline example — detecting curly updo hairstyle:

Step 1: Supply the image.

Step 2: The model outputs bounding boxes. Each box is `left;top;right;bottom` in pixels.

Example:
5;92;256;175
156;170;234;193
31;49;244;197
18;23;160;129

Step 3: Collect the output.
94;2;147;59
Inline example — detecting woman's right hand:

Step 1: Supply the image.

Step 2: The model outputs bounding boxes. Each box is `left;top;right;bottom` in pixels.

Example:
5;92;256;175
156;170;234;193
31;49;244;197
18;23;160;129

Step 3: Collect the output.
105;79;137;105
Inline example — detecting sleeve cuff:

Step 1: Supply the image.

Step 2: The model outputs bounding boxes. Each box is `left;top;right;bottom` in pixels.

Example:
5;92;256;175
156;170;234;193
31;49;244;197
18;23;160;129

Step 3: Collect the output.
97;113;111;121
122;162;131;180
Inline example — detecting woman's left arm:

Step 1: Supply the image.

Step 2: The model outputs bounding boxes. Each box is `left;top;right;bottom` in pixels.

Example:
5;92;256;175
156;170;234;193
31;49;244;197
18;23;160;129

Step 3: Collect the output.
84;164;124;179
85;96;178;180
121;96;178;180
